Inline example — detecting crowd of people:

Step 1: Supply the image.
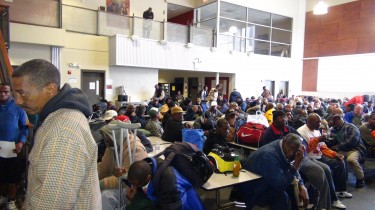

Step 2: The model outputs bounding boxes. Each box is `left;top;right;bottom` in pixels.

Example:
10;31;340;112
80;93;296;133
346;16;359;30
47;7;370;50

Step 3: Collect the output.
1;59;375;209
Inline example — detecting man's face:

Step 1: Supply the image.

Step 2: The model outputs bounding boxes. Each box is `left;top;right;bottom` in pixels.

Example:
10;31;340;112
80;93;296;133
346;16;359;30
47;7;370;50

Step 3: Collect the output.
172;112;183;121
285;112;293;121
274;115;286;128
331;116;342;128
12;76;51;115
353;106;363;117
0;85;11;103
126;105;135;114
368;115;375;129
217;123;230;138
282;142;301;161
311;116;322;130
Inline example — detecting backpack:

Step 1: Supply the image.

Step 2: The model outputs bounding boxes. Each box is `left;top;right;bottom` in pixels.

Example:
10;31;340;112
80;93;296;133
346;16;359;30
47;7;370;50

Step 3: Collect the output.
154;142;214;187
237;122;267;147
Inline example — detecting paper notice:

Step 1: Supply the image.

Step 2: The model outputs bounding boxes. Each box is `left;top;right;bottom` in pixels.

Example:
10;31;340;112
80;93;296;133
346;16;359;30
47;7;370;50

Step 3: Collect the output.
0;141;17;158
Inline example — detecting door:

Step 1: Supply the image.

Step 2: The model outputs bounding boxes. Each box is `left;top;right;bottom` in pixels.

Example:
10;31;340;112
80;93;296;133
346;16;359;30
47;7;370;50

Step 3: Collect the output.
81;71;105;106
188;77;199;103
279;81;289;98
204;77;229;100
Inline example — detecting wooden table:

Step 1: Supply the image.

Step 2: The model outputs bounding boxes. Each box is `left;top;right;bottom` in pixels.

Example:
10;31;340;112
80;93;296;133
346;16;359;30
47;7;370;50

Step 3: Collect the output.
202;170;261;209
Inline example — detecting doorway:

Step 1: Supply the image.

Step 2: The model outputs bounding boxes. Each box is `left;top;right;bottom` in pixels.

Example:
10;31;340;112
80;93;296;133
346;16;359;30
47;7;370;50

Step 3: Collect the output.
204;77;229;100
279;81;289;98
264;80;275;99
81;70;105;106
188;77;199;103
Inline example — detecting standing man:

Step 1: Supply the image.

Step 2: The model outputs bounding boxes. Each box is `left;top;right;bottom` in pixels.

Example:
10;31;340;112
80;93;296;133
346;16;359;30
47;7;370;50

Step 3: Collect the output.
143;7;154;38
201;86;208;102
261;86;271;100
12;59;101;209
0;83;28;210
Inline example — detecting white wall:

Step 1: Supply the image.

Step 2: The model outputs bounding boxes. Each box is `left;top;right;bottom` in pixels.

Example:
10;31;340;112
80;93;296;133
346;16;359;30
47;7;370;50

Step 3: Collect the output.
316;54;375;94
8;43;51;66
109;66;159;102
62;0;105;10
305;0;357;12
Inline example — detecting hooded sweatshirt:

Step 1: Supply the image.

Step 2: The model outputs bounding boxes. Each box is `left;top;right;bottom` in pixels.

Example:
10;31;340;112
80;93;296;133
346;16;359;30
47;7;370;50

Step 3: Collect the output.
0;97;28;143
25;84;102;210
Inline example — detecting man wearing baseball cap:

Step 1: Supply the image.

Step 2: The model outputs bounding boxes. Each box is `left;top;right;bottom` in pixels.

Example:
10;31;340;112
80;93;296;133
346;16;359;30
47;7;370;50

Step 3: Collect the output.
162;106;190;142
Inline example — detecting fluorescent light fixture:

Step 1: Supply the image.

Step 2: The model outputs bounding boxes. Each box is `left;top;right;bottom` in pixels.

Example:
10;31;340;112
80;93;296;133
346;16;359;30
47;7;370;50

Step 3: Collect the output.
313;0;328;15
228;26;238;35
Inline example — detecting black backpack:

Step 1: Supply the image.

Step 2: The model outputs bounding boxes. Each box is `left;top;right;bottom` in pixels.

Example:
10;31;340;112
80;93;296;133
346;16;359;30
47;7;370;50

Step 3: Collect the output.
153;142;214;188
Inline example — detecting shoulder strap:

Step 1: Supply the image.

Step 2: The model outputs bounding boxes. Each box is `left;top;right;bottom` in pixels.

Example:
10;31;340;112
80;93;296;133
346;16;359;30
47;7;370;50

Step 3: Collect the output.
151;152;176;192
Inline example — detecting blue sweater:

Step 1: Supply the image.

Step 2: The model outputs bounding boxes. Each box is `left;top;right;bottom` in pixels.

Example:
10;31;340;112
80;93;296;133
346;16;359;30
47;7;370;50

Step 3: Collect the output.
0;98;28;143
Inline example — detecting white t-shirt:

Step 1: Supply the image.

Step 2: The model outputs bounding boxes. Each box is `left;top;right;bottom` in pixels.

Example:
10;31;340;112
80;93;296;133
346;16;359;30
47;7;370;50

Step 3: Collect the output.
297;124;324;159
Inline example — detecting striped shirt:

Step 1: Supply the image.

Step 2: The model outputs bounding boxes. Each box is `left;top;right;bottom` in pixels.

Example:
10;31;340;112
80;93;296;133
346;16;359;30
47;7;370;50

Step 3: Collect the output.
25;108;102;210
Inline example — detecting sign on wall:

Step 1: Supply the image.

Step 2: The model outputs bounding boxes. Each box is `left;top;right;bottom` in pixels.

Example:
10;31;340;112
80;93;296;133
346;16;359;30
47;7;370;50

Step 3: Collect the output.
106;0;129;15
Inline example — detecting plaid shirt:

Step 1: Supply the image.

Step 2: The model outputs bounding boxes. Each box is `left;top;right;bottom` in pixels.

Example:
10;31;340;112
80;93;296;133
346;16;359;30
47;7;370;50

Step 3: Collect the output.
25;109;101;210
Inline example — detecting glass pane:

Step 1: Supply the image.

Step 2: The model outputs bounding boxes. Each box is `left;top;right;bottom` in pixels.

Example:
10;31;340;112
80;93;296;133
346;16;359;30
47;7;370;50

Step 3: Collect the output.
219;18;246;37
254;40;270;55
192;26;213;48
63;5;97;35
4;0;59;27
199;2;218;21
220;2;246;21
272;29;291;44
247;8;271;26
272;14;292;30
271;43;291;57
167;23;188;44
199;18;216;30
254;25;270;41
98;11;131;36
133;17;163;40
218;34;245;52
246;38;254;53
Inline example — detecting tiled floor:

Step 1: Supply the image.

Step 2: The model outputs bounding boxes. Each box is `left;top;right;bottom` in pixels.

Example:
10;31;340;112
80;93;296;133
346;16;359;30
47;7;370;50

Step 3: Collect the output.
200;158;375;210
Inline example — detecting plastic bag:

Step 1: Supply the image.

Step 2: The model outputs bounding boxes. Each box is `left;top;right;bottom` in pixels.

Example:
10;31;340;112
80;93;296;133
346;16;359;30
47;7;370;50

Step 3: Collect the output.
182;129;205;150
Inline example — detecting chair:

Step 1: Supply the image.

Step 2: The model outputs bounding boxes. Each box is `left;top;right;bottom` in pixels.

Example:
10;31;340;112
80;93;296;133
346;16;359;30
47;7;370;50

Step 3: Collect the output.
106;121;141;210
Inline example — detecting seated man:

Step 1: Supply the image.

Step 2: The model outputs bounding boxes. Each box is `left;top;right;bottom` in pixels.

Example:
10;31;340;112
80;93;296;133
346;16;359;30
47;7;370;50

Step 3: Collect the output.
162;106;186;142
132;105;148;129
98;116;148;209
329;113;367;188
260;111;335;210
344;104;364;128
126;158;205;210
298;113;350;204
359;111;375;150
203;119;230;154
238;134;308;210
145;108;164;137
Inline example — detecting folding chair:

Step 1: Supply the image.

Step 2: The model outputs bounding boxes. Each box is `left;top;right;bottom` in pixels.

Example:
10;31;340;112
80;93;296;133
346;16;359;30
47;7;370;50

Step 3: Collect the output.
106;121;141;210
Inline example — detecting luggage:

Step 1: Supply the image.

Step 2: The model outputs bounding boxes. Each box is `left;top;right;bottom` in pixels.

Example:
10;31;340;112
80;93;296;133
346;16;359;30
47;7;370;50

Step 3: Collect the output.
154;142;213;187
237;122;267;147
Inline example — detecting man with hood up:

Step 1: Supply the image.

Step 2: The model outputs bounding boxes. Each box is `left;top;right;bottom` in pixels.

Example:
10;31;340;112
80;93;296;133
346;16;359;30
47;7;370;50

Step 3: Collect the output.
12;59;101;209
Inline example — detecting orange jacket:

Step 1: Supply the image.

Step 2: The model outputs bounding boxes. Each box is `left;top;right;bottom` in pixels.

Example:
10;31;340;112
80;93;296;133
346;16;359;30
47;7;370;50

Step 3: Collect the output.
307;137;337;159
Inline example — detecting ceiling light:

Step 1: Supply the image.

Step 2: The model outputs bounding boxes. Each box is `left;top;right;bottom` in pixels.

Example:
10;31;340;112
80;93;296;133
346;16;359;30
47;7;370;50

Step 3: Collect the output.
313;0;328;15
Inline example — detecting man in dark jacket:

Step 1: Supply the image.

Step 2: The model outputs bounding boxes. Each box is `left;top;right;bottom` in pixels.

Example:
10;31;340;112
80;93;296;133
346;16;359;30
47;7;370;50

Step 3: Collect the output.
203;119;229;154
162;106;185;142
260;110;334;210
238;133;308;210
329;114;367;188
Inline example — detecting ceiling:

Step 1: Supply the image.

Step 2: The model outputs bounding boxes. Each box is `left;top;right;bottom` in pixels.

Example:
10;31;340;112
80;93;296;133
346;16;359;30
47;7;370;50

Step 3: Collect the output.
167;3;194;20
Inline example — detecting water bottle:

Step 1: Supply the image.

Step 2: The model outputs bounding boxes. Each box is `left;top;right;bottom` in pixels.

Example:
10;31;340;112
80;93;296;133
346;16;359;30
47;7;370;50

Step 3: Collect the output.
154;140;161;152
233;156;241;177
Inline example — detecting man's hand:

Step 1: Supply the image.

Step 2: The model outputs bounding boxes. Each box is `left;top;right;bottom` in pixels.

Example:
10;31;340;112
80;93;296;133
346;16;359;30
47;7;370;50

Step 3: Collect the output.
335;153;344;160
13;142;24;153
298;185;309;208
317;133;328;142
292;145;305;170
126;186;137;200
114;167;126;177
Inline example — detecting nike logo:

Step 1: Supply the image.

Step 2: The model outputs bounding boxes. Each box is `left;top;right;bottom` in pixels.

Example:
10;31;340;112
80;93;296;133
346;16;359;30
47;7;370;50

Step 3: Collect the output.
241;133;253;137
